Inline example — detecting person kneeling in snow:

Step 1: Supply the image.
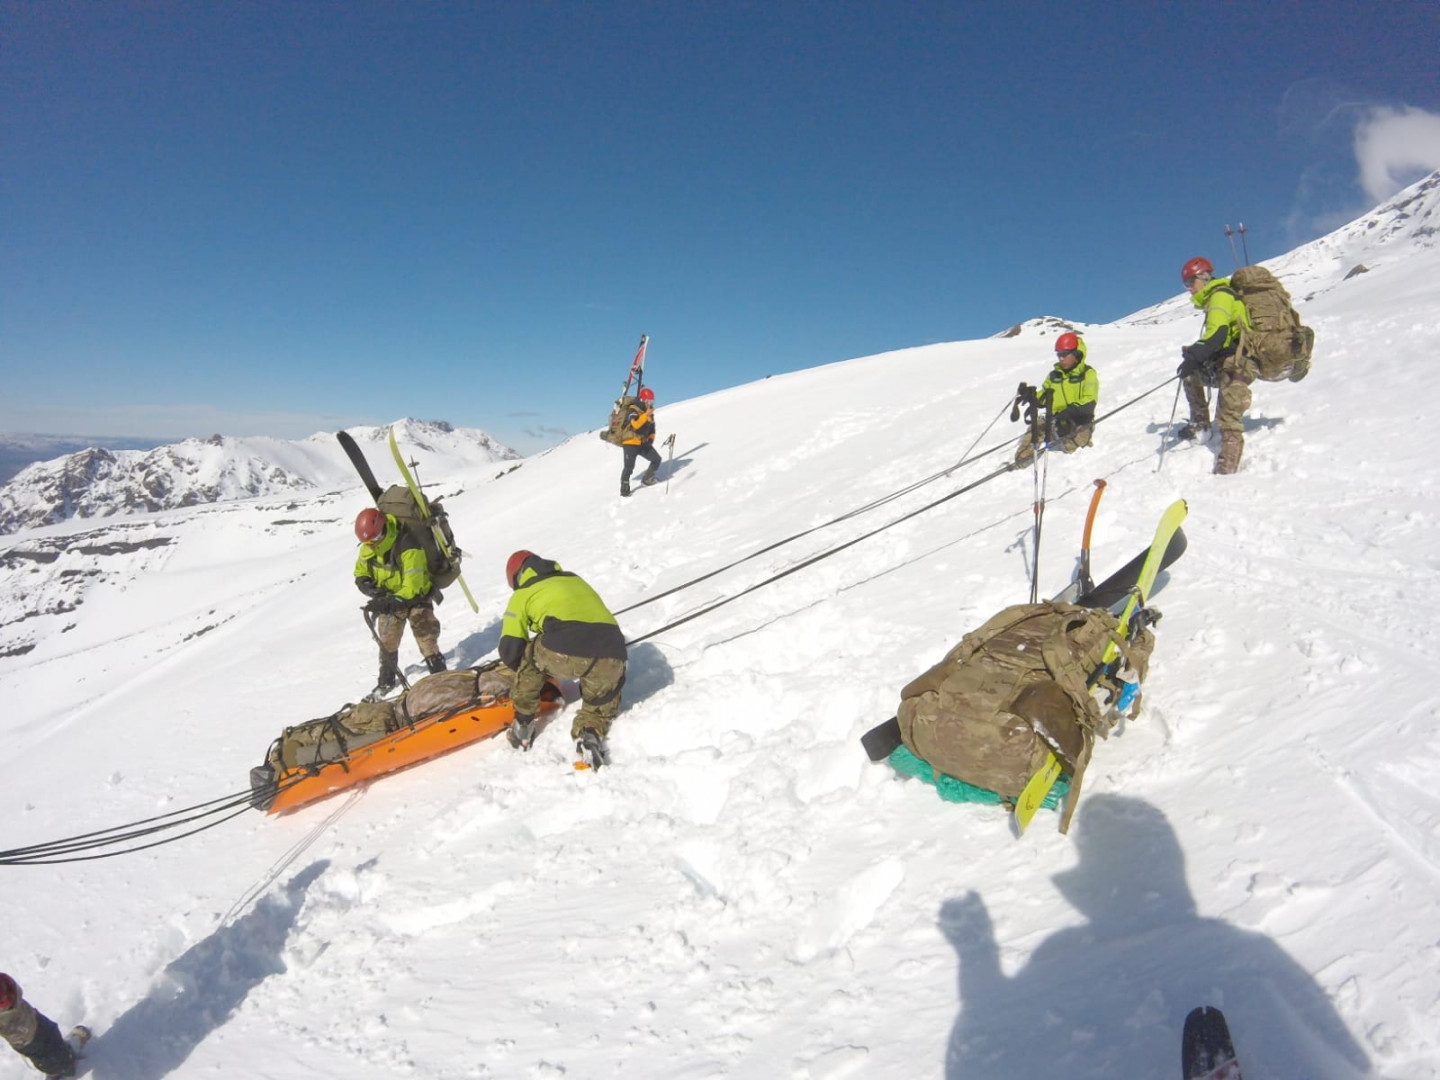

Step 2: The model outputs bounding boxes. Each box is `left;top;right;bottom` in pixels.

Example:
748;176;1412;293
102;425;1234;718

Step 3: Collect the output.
1014;332;1099;465
1;973;82;1079
499;551;627;760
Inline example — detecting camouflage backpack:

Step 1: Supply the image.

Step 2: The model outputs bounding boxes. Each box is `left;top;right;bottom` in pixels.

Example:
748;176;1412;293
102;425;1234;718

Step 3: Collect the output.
374;483;461;590
896;601;1154;828
599;396;640;445
1228;265;1315;382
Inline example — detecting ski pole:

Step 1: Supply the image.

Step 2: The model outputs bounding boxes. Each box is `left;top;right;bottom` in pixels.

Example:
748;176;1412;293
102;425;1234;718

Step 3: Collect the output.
1156;380;1182;473
663;432;676;494
1225;224;1240;269
1238;222;1250;265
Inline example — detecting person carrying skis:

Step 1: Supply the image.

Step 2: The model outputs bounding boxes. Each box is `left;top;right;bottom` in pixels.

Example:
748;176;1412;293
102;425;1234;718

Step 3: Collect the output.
498;551;627;761
1;973;82;1079
353;507;446;697
1014;332;1099;465
1175;256;1252;474
618;387;662;497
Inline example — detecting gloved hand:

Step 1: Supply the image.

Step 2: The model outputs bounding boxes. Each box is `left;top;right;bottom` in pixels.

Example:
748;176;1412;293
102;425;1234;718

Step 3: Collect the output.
1177;345;1204;378
365;595;403;616
356;577;383;599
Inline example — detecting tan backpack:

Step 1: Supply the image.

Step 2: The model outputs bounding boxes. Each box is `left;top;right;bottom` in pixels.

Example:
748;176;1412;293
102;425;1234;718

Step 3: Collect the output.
599;396;640;445
1229;265;1315;382
897;601;1153;824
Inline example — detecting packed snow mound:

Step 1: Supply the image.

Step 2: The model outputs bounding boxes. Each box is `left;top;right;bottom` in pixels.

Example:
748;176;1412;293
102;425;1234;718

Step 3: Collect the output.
0;420;518;535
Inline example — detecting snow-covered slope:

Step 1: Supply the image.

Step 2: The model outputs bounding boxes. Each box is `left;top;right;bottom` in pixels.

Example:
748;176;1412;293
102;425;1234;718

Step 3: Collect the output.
2;172;1439;1080
0;419;518;535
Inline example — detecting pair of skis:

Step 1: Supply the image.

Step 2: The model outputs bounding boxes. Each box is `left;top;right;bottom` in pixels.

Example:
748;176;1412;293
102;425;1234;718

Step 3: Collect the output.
337;426;479;613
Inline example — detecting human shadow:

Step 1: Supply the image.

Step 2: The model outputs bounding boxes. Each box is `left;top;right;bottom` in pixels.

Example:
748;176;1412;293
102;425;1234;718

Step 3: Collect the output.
89;861;328;1080
620;640;674;709
941;795;1370;1079
452;617;504;667
657;440;705;485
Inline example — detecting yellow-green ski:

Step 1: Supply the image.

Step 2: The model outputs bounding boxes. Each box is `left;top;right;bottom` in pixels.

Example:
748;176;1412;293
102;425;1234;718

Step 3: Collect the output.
388;426;479;613
1015;497;1189;834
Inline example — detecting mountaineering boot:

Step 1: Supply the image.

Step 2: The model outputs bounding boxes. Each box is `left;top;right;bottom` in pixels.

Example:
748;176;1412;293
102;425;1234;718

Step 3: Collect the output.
575;728;610;770
620;480;632;497
507;713;536;751
641;467;659;486
1214;433;1244;475
366;649;400;701
423;653;447;674
1177;419;1211;442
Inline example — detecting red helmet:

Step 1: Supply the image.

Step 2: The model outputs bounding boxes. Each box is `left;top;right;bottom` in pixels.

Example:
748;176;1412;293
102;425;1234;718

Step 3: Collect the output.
506;550;535;589
354;508;386;543
1055;332;1081;354
0;973;17;1011
1181;256;1213;284
637;387;655;402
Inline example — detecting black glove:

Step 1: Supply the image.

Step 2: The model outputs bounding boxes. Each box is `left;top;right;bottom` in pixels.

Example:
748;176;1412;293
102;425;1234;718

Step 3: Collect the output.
365;595;403;616
1177;345;1204;378
356;577;382;599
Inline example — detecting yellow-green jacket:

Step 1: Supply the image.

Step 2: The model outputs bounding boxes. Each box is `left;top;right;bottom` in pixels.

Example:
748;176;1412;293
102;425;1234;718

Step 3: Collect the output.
499;555;626;669
1190;277;1250;361
354;516;433;602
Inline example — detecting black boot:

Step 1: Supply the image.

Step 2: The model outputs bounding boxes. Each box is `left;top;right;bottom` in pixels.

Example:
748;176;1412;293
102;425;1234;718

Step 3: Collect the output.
507;713;536;750
368;649;399;700
423;653;447;674
620;480;631;497
641;468;658;486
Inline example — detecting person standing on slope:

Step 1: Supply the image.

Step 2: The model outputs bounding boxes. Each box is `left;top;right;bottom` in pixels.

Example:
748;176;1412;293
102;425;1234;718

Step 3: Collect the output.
353;507;446;698
1014;332;1100;465
618;387;662;497
499;551;627;765
1175;256;1253;474
1;973;83;1079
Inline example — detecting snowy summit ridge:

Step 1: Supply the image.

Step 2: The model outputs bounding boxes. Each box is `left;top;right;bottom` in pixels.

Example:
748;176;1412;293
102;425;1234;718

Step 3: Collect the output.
0;419;518;535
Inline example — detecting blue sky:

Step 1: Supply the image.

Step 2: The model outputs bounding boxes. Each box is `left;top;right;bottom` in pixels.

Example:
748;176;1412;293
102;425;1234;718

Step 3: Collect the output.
3;2;1437;455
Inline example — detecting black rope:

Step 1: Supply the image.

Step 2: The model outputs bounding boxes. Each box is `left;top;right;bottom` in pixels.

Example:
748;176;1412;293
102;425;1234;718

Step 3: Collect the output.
617;374;1175;628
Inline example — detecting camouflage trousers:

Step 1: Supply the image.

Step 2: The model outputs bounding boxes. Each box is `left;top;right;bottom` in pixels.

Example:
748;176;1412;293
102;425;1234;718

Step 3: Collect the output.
374;602;441;657
1183;354;1255;475
1013;424;1092;466
512;637;626;738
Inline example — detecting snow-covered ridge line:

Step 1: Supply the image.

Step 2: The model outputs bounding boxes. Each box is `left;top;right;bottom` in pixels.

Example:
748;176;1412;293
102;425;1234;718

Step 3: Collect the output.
0;418;518;535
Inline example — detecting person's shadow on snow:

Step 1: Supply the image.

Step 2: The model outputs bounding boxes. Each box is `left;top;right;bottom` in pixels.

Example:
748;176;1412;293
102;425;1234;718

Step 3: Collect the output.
941;795;1370;1080
88;861;327;1080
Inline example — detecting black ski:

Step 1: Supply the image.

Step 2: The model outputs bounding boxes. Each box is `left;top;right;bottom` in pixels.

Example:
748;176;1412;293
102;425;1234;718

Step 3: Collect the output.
1076;527;1188;609
861;716;903;762
337;430;384;502
1182;1006;1243;1080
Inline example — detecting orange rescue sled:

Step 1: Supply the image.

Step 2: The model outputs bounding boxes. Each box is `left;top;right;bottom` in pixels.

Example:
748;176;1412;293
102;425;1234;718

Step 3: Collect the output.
250;665;561;815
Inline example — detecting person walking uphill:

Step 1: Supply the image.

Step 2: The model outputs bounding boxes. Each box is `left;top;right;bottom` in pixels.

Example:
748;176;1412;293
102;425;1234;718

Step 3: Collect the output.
499;551;627;766
353;507;446;698
1;973;84;1078
618;386;662;497
1175;256;1252;474
1014;332;1100;465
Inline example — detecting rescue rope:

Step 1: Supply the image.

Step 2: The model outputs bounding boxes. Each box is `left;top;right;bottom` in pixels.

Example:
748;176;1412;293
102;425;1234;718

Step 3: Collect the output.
619;374;1177;636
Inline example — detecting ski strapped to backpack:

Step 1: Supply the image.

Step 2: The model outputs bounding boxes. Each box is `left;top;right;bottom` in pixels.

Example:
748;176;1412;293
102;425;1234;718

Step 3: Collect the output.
1014;498;1188;833
600;334;650;445
1224;265;1315;382
387;427;478;612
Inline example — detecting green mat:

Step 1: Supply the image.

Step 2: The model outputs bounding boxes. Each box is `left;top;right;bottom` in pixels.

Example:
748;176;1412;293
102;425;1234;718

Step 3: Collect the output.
888;745;1070;810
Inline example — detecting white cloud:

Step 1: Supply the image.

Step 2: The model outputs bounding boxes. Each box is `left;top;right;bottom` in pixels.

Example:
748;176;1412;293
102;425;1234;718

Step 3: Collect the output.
1354;105;1440;201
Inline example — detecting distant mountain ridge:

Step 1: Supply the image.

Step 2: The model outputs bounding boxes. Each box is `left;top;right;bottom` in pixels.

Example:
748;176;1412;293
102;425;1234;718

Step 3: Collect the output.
0;419;518;535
